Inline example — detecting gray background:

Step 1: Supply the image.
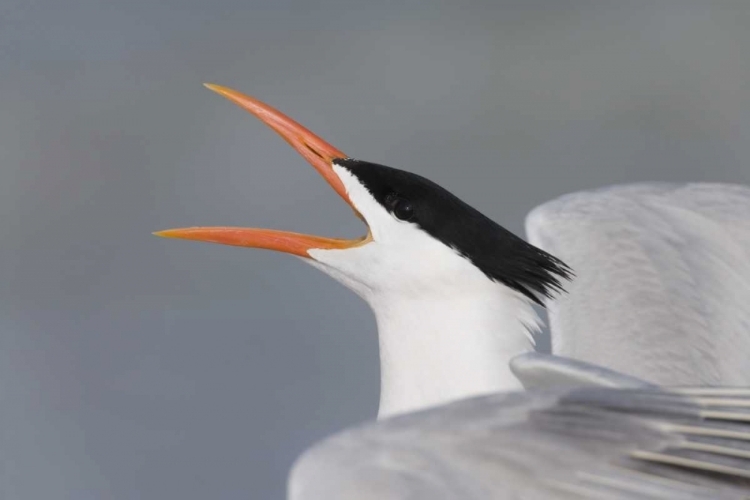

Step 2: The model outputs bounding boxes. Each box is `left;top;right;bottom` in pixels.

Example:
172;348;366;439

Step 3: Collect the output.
2;1;749;498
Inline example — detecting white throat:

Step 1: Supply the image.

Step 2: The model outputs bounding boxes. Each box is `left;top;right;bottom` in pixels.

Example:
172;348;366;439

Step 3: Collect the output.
310;245;540;418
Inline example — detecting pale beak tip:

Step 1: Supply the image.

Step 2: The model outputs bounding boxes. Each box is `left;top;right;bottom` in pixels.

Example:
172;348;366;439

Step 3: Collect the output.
203;82;232;97
153;229;182;239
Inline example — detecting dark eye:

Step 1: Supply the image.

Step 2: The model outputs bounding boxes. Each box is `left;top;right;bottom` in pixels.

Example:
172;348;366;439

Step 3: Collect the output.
391;197;414;221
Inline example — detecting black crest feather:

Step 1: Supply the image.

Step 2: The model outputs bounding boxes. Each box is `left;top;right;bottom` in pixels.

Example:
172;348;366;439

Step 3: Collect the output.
337;159;573;305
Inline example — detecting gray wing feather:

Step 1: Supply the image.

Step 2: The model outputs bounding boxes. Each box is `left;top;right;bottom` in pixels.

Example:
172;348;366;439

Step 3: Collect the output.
525;183;750;386
289;387;750;499
510;352;656;390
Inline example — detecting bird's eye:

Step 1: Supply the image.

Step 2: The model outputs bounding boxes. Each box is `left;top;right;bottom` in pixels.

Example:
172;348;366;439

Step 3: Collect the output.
391;197;414;221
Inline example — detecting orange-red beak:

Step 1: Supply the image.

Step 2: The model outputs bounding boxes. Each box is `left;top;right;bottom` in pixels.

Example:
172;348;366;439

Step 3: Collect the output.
154;84;368;258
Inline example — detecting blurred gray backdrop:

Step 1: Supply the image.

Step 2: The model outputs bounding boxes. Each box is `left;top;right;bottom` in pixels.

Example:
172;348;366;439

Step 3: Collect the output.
2;1;749;498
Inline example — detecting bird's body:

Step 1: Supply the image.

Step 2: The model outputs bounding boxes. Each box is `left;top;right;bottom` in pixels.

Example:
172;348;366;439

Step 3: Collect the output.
157;85;750;498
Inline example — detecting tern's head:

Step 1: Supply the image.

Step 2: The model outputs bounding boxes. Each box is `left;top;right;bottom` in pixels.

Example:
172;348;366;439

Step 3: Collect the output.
156;85;571;306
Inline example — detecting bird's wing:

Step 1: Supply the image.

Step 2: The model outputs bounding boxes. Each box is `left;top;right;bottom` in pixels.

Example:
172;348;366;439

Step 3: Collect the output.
510;352;656;390
289;386;750;500
525;183;750;386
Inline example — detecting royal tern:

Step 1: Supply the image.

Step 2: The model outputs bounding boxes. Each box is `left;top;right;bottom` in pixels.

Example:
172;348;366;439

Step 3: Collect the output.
156;85;750;498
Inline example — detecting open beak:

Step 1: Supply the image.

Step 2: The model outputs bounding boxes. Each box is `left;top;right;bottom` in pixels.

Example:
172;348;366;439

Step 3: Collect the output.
154;84;368;258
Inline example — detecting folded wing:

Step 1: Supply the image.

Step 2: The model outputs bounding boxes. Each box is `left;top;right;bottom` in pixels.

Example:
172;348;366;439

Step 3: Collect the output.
525;183;750;385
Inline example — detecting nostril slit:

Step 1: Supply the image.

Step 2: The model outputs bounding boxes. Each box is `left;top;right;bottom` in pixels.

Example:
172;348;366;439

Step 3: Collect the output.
304;142;324;159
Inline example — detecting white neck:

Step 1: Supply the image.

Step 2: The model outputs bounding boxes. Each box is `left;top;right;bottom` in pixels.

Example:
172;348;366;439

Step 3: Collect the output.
309;240;541;418
370;288;538;418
